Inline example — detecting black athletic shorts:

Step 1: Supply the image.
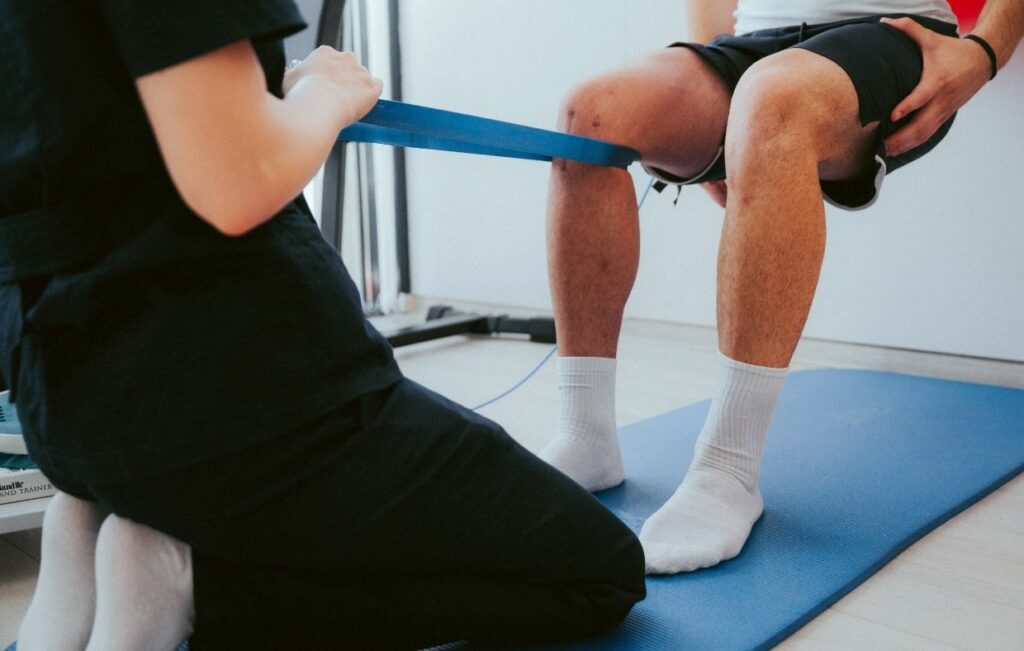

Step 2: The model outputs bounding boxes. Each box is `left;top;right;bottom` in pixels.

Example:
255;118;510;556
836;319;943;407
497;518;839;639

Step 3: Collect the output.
644;14;960;210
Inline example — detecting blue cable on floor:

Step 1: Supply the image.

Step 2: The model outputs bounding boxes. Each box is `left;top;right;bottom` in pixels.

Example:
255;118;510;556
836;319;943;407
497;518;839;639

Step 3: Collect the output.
471;345;558;411
472;178;656;412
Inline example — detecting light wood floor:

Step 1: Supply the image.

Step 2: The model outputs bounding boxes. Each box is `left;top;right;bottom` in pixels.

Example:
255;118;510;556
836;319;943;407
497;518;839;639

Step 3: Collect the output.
1;312;1022;649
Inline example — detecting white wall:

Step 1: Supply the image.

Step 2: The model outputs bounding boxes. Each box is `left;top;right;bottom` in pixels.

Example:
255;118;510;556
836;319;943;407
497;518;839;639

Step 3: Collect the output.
399;0;1024;362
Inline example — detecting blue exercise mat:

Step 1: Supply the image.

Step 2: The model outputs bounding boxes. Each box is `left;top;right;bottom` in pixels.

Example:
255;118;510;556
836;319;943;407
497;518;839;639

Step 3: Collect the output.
339;99;641;168
6;370;1021;651
533;368;1024;650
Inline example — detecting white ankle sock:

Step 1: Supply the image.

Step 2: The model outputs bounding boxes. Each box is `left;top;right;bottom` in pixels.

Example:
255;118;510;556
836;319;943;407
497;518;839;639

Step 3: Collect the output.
538;356;624;491
18;493;107;651
641;352;787;574
86;516;194;651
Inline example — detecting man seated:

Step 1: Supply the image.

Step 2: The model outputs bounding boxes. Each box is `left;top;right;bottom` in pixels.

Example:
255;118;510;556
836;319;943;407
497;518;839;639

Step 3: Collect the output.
539;0;1022;574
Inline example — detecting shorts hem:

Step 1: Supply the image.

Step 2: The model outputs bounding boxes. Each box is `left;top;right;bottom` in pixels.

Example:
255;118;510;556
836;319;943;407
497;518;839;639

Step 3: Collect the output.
823;155;887;211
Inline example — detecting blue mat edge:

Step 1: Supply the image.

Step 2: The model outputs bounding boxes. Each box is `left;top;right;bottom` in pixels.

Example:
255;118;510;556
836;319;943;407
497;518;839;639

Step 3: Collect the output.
761;456;1024;650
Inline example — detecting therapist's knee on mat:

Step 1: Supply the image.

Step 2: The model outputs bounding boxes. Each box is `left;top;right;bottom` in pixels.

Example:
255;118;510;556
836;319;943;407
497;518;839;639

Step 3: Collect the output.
586;526;647;636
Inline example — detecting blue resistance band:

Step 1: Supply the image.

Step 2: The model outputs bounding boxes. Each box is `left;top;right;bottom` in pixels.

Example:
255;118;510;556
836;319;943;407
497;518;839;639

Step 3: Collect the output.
339;99;641;168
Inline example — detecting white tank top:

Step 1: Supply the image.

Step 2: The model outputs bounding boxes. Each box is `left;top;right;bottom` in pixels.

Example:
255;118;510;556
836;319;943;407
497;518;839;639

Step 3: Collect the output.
733;0;957;35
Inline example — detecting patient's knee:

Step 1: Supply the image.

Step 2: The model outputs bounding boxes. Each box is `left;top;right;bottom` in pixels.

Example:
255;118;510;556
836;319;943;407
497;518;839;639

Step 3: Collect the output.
559;78;620;137
555;76;637;173
727;55;841;171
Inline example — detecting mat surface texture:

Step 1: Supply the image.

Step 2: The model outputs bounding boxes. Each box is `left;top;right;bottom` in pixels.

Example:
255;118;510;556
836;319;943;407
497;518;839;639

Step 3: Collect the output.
536;369;1023;650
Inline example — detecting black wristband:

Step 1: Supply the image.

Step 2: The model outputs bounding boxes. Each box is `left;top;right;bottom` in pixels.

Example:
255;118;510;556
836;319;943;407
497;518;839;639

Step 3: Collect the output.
964;34;998;80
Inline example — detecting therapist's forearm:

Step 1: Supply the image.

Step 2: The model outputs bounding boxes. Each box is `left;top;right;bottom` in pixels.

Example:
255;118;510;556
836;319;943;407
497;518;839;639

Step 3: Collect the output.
138;41;367;237
235;85;346;227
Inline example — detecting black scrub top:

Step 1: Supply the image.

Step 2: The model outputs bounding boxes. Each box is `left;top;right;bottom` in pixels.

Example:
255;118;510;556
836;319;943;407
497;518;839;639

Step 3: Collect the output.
0;1;401;484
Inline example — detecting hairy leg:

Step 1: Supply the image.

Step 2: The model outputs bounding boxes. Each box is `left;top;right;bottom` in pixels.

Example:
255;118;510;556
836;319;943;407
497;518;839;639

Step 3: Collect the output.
541;48;730;491
548;46;730;358
642;49;879;573
717;58;877;367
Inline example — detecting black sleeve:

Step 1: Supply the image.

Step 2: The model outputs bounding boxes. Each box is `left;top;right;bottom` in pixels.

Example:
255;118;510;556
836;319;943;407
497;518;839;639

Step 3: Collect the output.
97;0;308;78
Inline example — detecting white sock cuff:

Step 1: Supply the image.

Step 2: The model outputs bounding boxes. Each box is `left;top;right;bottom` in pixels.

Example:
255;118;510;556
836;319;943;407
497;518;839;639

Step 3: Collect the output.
717;351;788;379
557;356;617;377
691;353;788;489
556;356;617;441
714;352;786;401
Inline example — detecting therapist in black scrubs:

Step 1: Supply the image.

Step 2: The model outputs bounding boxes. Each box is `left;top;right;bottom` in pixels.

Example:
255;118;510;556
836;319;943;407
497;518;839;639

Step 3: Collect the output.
0;1;644;648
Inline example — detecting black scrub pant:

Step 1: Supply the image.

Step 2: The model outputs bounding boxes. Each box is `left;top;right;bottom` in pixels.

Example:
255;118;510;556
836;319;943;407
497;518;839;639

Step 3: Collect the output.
77;378;645;649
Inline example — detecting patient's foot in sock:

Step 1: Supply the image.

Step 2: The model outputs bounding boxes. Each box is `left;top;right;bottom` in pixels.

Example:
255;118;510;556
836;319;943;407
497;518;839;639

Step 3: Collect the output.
640;353;786;574
538;357;624;491
86;515;194;651
641;468;763;573
539;432;623;492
